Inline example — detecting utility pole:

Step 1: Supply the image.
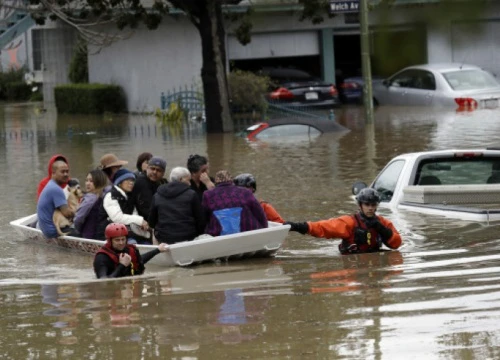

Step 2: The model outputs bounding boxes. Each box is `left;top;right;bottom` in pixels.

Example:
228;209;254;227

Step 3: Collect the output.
360;0;374;123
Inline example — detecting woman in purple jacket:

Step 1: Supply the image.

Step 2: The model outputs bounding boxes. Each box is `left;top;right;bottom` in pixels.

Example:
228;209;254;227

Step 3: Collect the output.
74;169;108;238
202;170;268;236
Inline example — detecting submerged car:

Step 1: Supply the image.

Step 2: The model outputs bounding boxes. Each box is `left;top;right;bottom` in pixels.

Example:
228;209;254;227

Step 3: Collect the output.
373;63;500;111
261;67;340;108
239;117;348;141
339;75;384;103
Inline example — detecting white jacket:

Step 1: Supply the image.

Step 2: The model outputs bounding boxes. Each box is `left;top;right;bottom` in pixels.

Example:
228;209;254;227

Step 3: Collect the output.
103;186;144;226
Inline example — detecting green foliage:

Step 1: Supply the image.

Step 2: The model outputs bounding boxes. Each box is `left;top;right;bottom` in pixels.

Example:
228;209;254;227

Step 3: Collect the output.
228;70;271;112
68;43;89;83
30;90;43;102
0;68;25;100
5;82;32;101
155;101;186;126
54;83;127;114
298;0;334;24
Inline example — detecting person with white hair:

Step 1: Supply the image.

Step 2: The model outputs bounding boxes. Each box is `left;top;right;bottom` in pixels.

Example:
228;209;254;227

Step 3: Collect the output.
148;167;205;244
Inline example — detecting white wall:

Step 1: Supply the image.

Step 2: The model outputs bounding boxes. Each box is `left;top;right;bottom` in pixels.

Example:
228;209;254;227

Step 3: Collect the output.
88;18;202;112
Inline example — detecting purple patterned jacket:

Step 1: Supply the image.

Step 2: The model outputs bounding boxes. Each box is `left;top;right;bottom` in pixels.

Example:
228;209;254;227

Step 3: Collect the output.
202;182;268;236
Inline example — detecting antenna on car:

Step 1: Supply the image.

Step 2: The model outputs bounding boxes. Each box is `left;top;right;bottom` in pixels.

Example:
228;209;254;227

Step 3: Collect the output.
459;51;470;70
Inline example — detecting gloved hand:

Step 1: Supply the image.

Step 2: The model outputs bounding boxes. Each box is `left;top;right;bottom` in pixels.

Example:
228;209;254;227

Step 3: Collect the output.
284;221;309;235
371;218;393;240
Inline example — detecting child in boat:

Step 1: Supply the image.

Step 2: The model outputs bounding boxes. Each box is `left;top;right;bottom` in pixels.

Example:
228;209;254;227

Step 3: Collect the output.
93;223;168;278
233;173;285;224
74;169;108;239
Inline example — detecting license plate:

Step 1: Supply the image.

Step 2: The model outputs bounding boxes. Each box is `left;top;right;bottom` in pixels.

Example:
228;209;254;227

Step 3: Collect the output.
484;99;499;108
305;92;318;100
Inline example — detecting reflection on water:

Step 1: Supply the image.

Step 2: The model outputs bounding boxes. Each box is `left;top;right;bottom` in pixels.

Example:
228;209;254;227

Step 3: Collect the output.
2;103;500;358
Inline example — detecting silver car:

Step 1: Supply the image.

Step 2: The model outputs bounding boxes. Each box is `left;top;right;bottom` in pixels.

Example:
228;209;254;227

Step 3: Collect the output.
373;63;500;110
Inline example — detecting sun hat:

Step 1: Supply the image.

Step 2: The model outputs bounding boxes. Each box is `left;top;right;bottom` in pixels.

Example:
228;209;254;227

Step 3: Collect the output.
113;169;135;186
99;153;128;169
148;156;167;171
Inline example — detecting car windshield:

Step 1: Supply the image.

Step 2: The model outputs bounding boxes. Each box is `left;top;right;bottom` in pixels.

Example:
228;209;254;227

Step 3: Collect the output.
442;69;499;90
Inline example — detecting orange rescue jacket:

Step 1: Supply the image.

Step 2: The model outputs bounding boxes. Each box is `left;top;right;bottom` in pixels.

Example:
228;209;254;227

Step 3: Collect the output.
307;213;402;254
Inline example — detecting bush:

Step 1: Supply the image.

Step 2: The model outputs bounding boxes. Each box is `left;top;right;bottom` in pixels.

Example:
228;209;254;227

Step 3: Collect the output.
68;43;88;84
0;68;25;100
54;83;127;114
228;70;271;113
5;82;32;101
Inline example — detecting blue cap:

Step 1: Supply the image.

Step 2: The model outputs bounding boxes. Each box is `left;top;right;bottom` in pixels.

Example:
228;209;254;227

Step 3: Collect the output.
114;169;135;185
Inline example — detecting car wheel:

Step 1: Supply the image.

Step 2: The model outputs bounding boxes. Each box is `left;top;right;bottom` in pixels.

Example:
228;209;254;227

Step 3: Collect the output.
373;98;379;106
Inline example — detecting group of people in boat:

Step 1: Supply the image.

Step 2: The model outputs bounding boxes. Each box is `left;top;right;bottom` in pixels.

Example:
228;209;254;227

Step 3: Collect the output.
35;152;402;279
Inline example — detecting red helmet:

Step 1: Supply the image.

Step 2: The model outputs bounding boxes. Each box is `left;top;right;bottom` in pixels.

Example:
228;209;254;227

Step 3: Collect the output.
105;223;128;240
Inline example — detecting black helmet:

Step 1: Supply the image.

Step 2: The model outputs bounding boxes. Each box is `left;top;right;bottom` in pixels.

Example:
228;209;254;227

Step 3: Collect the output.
355;188;381;204
233;173;256;191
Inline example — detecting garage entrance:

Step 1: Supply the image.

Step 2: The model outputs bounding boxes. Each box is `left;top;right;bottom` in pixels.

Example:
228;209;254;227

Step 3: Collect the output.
228;31;321;77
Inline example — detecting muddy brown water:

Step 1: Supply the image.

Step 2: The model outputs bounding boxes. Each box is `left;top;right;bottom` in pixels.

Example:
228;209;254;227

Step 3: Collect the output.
1;103;500;359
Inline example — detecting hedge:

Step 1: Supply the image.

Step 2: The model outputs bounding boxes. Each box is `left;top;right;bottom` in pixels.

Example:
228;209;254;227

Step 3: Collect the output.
54;83;127;114
5;82;32;101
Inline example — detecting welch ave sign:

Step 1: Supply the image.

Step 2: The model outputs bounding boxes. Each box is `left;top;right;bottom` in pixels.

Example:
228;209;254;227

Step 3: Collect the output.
330;0;359;13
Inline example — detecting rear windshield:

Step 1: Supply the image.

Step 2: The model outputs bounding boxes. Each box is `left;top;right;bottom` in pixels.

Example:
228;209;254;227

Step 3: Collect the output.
415;157;500;185
442;69;499;90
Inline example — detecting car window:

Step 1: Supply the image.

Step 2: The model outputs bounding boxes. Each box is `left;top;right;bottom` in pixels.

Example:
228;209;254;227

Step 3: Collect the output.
416;158;500;185
255;124;321;139
413;70;436;90
442;69;499;90
390;70;436;90
372;160;405;202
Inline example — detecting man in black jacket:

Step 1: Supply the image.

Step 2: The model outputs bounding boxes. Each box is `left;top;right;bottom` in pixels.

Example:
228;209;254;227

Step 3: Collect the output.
148;167;205;244
131;156;168;220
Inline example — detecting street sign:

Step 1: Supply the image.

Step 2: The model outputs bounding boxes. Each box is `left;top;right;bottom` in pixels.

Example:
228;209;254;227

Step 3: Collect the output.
329;0;360;13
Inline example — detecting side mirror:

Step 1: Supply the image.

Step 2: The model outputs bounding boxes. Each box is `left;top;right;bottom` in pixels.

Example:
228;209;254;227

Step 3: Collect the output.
382;79;389;87
352;181;368;196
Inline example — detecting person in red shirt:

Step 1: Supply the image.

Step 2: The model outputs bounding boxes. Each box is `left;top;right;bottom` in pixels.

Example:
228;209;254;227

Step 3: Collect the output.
233;173;285;224
285;188;402;255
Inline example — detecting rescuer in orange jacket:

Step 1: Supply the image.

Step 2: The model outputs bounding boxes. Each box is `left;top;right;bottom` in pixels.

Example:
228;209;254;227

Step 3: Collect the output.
285;188;402;255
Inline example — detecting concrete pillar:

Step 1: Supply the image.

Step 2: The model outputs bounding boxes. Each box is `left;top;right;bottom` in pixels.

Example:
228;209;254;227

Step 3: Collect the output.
320;28;335;84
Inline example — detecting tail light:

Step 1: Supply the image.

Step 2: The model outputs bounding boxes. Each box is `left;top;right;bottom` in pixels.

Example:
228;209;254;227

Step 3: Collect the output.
340;82;360;89
270;87;294;100
455;97;478;111
329;85;338;96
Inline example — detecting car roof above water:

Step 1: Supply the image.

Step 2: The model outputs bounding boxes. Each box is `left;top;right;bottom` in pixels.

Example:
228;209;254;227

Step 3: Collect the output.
391;148;500;162
403;63;482;73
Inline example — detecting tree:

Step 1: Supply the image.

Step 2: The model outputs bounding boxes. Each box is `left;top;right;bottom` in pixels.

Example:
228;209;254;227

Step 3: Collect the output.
22;0;336;133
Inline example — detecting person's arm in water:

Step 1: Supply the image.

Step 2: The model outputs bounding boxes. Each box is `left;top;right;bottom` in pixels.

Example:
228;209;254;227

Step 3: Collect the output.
371;216;402;249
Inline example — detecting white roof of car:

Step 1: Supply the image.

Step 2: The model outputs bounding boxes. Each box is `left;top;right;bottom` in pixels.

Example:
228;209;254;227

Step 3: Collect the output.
393;149;500;161
404;63;482;73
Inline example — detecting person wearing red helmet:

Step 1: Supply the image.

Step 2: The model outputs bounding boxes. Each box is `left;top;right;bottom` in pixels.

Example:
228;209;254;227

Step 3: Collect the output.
93;223;168;278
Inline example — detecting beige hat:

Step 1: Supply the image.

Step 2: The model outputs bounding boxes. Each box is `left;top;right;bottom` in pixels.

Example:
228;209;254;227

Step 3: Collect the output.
99;153;128;169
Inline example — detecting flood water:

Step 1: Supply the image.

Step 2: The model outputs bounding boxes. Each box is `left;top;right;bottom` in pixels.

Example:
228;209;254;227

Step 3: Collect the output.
2;103;500;359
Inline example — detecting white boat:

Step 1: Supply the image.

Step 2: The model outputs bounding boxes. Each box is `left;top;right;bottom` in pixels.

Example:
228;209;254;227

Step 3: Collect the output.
9;214;291;267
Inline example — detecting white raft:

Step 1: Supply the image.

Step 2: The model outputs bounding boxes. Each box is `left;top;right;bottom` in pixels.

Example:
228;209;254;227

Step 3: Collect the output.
10;214;290;267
